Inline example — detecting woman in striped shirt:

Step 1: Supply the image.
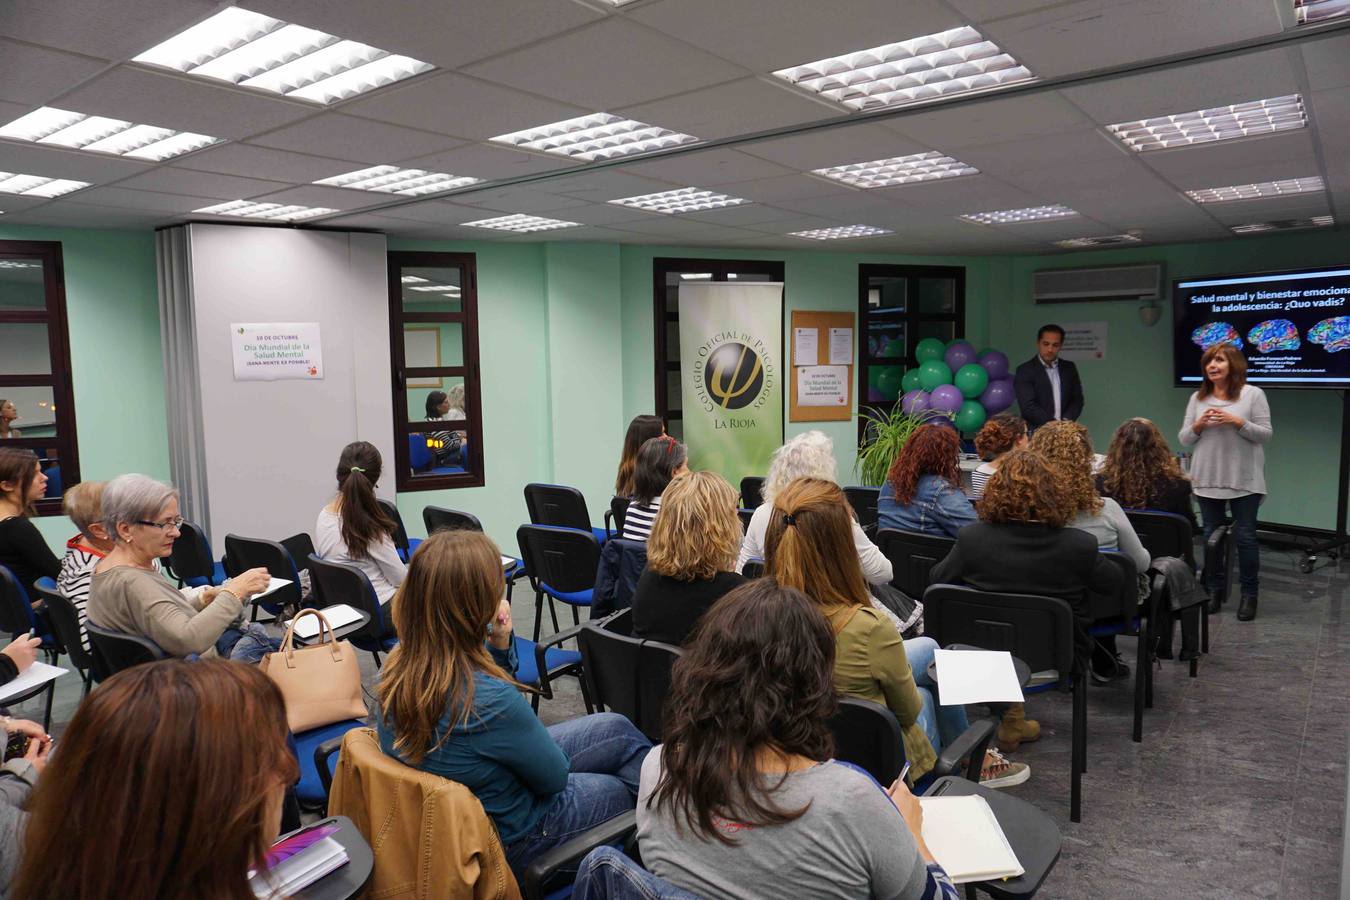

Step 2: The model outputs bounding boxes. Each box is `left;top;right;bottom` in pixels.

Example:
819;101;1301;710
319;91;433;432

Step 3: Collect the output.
968;415;1028;501
56;481;117;652
622;436;688;542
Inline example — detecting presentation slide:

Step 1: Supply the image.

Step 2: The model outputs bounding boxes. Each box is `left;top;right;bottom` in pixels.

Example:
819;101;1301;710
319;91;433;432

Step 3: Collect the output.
1173;266;1350;388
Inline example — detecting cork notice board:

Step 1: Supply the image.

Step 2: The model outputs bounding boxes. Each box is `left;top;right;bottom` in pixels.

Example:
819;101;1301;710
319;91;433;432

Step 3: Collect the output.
789;310;855;422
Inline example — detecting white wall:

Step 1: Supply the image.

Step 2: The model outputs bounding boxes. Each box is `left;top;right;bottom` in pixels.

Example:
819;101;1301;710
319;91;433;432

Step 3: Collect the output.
188;225;393;543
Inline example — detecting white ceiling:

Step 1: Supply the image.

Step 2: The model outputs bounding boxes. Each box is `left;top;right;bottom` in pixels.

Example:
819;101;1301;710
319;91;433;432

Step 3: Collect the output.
0;0;1347;255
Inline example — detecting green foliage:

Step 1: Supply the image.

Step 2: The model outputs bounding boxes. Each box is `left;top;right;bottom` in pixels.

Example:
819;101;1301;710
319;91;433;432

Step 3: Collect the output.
854;405;947;486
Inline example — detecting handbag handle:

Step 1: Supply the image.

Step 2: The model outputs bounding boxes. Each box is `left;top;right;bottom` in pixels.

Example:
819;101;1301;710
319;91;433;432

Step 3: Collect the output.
279;608;344;668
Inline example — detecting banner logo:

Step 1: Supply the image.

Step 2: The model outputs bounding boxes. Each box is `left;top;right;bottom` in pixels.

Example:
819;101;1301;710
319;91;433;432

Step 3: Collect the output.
705;342;764;410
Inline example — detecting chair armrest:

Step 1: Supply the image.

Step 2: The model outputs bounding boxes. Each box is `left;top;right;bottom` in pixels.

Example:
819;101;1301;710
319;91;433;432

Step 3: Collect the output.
522;811;638;900
604;509;615;540
315;736;345;799
534;623;586;700
934;716;997;782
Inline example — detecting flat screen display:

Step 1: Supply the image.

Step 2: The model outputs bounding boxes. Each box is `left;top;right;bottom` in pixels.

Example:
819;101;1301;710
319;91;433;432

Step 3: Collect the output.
1173;266;1350;388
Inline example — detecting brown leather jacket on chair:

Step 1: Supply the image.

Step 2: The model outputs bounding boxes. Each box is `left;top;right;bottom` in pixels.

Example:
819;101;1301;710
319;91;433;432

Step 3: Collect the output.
328;727;522;899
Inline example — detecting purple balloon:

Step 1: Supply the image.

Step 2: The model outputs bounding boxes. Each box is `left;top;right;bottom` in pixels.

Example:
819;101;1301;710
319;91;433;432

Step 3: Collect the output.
977;349;1010;381
930;384;964;413
944;341;977;371
930;415;956;430
979;378;1015;414
900;389;931;414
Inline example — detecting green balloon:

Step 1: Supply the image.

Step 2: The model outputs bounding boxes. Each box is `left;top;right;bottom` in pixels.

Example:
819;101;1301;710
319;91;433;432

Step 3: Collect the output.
955;400;988;433
915;337;946;363
900;368;923;393
876;366;904;400
917;359;952;392
954;363;989;399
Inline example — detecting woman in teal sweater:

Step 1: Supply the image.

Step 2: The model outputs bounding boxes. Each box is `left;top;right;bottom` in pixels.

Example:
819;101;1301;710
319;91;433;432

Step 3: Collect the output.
376;529;651;880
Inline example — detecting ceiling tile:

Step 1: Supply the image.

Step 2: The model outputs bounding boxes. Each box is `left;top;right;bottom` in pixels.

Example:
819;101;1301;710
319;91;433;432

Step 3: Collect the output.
397;142;578;179
70;185;218;213
872;175;1046;214
374;200;489;225
623;148;794;187
0;194;56;214
943;0;1065;20
0;0;216;60
1203;192;1332;225
954;129;1130;177
1138;130;1318;182
605;217;755;241
502;224;632;243
614;77;840;141
450;186;591;214
531;170;684;202
246;184;391;211
739;122;925;170
885;92;1093;149
463;19;746;111
0;39;107;105
117;166;292;201
1164;160;1327;192
709;174;859;204
768;190;898;220
250;113;464;163
314;212;419;233
172;143;355;183
550;201;657;226
1301;34;1350;93
0;139;153;181
339;73;589;142
57;65;314;140
2;199;168;228
630;0;957;74
677;203;807;226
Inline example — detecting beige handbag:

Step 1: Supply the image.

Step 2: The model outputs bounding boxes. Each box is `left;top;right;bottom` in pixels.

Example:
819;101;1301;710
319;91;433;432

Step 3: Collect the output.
261;608;367;733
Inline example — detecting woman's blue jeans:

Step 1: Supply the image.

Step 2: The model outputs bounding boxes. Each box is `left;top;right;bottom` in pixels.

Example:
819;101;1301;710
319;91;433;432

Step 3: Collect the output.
905;636;970;753
1197;493;1261;596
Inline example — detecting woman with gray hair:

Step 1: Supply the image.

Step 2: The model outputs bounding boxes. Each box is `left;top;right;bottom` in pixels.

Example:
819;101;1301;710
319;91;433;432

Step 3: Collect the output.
736;431;893;584
86;474;275;661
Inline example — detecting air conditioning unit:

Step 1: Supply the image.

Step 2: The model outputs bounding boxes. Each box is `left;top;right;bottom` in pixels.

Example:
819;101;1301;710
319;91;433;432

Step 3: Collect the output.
1032;263;1163;304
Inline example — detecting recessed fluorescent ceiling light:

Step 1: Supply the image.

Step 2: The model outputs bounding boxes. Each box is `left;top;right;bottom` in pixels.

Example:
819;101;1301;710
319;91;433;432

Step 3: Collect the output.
961;205;1078;225
1106;95;1306;152
788;224;893;240
1295;0;1350;23
0;172;91;198
1055;234;1142;248
1185;176;1324;203
773;26;1033;111
0;261;43;269
813;151;979;189
610;187;749;214
0;107;220;161
461;214;580;233
400;275;427;283
193;200;336;220
408;284;460;292
680;273;713;280
492;113;698;161
133;6;434;104
315;165;480;196
1232;215;1334;233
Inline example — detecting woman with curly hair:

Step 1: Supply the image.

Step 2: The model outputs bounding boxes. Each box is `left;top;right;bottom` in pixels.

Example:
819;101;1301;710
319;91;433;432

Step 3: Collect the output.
1097;418;1196;529
969;415;1029;500
877;424;977;537
637;578;960;899
631;471;746;645
930;450;1121;748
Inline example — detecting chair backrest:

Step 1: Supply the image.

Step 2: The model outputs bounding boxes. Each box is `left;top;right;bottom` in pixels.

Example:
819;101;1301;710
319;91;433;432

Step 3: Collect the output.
843;486;880;534
29;581;94;673
827;698;905;785
578;613;683;742
168;520;215;584
608;496;628;536
739;476;765;510
307;555;389;640
423;505;483;535
223;534;302;611
635;639;681;742
516;525;602;593
875;528;955;599
736;508;754;531
84;622;167;680
280;532;318;578
524;483;592;532
922;584;1076;679
377;499;412;559
1123;510;1195;567
1094;551;1139;622
0;566;38;638
407;433;433;472
741;559;764;579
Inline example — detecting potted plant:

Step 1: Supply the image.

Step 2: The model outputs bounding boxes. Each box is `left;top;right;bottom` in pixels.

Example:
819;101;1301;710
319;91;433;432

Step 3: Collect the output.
854;405;948;486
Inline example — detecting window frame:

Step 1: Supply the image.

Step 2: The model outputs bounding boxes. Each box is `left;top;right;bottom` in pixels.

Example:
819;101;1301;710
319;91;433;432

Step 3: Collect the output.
386;250;484;492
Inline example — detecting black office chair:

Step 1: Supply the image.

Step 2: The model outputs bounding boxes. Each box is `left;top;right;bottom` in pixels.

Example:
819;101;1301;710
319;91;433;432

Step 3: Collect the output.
739;476;765;510
737;508;754;531
28;583;94;697
875;528;955;601
524;483;607;544
1200;524;1232;650
376;499;419;562
167;520;225;587
922;584;1086;822
84;622;168;681
1125;509;1208;671
307;555;397;666
827;698;906;785
741;559;764;578
605;495;628;539
422;505;482;534
0;570;59;728
577;609;682;743
517;524;600;642
223;534;301;621
1091;552;1150;743
843;485;880;536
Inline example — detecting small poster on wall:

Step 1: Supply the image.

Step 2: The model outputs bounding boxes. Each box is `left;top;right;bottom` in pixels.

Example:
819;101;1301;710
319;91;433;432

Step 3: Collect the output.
230;322;324;381
796;365;850;407
1060;321;1107;361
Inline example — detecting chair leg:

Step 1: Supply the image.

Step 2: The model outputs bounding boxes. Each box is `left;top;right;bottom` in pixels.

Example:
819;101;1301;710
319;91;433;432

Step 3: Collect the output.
547;596;560;637
571;604;580;628
41;682;54;732
1071;678;1086;823
81;670;92;698
1145;639;1155;708
533;590;544;643
1132;621;1147;743
1200;603;1210;656
372;650;382;668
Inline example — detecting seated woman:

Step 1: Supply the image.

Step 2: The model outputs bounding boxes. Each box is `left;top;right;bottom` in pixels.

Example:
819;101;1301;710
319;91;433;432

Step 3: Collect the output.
0;400;20;439
377;529;651;881
738;431;893;584
0;447;59;598
877;424;976;537
638;578;958;900
13;659;298;900
1030;421;1150;683
969;415;1028;500
0;715;50;887
765;478;1024;788
57;481;116;653
631;471;746;645
423;389;463;466
315;441;406;605
1097;417;1197;529
614;414;665;498
929;450;1121;747
622;435;687;542
86;474;274;660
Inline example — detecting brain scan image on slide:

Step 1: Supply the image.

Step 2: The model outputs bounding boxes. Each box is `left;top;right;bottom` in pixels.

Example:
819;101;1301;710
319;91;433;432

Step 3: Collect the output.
1191;321;1243;351
1308;316;1350;353
1245;319;1301;353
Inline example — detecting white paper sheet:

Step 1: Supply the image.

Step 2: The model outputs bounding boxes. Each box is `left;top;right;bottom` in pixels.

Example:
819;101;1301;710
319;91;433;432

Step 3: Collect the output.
288;604;364;639
828;327;853;365
919;795;1024;884
933;648;1024;705
796;365;849;406
250;577;292;601
501;555;514;569
0;661;67;704
793;327;818;366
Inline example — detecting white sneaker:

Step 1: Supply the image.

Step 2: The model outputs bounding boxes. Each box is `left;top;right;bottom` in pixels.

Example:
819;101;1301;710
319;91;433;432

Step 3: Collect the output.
979;748;1030;789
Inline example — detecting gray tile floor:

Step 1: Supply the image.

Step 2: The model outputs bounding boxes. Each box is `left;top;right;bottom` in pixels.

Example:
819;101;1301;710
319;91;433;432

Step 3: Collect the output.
19;543;1346;899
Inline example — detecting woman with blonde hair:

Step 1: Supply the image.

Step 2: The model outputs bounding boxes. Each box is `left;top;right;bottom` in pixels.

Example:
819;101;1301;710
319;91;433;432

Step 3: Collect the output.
631;471;746;645
1098;418;1195;527
377;529;651;881
765;478;1026;788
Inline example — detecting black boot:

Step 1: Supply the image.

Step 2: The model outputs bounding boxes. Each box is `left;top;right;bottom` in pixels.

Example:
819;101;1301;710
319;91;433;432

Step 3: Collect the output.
1205;591;1223;615
1237;593;1258;621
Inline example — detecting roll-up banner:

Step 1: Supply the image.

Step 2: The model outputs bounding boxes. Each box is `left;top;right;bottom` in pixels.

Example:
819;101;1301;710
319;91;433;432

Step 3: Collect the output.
678;282;784;484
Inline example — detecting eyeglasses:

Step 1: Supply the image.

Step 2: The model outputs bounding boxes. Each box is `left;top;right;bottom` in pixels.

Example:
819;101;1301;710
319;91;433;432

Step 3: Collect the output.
136;517;185;532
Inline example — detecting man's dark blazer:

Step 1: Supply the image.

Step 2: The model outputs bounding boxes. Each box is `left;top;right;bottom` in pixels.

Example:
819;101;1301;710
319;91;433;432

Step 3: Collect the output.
1013;355;1084;428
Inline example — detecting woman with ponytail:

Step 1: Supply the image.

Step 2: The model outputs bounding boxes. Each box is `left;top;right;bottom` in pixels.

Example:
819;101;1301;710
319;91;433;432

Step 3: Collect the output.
315;441;406;605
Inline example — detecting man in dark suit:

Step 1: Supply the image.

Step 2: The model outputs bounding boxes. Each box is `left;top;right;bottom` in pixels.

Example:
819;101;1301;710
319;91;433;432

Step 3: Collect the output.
1014;324;1084;428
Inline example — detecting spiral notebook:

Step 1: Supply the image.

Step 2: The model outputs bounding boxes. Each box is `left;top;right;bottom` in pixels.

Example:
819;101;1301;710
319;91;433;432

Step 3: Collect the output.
918;795;1023;884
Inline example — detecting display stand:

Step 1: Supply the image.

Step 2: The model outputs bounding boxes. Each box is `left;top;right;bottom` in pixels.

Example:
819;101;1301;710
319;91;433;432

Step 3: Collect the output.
1299;390;1349;573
